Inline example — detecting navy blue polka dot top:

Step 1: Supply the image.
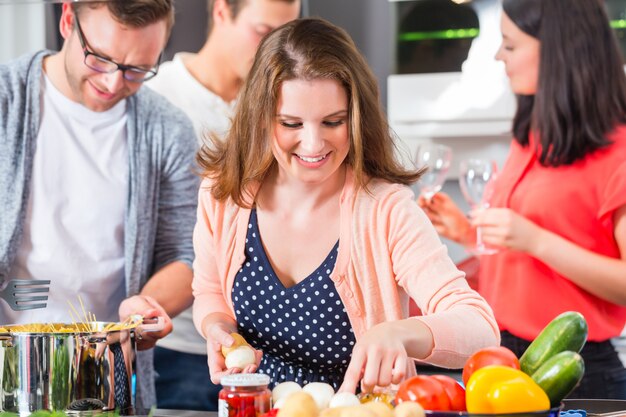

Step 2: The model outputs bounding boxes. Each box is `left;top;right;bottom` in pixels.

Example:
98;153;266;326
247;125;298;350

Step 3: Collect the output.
232;209;356;389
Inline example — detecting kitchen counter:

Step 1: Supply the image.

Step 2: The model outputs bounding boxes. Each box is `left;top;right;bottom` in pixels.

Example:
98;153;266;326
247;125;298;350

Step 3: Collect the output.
139;400;626;417
140;410;217;417
562;399;626;417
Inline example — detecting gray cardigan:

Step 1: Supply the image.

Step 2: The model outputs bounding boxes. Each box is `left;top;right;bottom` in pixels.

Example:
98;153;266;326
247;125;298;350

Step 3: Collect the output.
0;51;200;410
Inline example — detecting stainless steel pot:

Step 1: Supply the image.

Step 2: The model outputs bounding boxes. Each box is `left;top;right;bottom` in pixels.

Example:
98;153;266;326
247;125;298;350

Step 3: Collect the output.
0;319;161;416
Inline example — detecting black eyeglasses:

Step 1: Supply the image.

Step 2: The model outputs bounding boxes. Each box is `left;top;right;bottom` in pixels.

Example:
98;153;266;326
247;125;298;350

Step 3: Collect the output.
74;13;161;83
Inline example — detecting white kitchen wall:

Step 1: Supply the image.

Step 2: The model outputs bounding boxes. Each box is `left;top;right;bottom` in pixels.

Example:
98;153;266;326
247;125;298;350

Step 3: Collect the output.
0;4;47;64
307;0;392;108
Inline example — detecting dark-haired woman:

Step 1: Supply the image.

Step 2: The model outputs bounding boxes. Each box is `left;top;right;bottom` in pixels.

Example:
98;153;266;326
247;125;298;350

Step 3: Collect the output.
419;0;626;399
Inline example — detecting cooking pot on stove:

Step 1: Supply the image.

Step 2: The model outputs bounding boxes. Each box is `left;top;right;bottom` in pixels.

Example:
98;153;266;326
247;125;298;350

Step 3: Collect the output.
0;318;162;416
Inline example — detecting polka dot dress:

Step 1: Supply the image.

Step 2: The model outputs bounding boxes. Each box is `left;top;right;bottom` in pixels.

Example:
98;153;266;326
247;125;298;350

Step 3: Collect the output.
232;209;356;389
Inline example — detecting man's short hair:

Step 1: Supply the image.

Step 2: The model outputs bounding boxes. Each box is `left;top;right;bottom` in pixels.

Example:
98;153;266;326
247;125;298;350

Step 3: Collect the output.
73;0;175;34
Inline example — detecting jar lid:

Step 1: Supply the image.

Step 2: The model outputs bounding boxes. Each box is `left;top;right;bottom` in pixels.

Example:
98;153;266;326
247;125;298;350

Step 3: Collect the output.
221;373;270;387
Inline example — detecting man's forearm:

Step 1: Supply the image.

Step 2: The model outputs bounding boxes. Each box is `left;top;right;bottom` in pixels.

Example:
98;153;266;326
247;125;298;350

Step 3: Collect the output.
140;261;194;318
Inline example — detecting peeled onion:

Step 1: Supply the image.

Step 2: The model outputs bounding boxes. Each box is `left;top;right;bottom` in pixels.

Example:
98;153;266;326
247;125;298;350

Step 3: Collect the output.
273;381;302;404
224;345;256;369
273;397;287;410
329;392;361;408
302;382;335;410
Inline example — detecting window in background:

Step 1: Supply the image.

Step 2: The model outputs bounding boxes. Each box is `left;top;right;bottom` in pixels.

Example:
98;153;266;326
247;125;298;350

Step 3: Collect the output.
393;0;479;74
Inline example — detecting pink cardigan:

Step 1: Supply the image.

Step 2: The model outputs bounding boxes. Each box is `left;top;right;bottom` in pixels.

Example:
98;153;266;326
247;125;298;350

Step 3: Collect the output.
192;169;499;368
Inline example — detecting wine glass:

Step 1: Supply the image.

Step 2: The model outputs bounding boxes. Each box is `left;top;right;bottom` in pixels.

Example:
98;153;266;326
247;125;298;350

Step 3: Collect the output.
415;144;453;201
459;158;498;255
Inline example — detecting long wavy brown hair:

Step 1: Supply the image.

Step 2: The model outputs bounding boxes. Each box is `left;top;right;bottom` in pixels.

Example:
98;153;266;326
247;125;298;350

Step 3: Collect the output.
197;17;423;206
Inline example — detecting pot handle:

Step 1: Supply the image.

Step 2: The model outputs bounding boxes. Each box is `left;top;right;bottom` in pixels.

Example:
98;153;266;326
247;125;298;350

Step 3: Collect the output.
136;316;164;333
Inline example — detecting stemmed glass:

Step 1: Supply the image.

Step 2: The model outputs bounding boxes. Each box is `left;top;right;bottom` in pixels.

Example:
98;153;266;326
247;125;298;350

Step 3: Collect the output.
414;144;453;201
459;158;499;255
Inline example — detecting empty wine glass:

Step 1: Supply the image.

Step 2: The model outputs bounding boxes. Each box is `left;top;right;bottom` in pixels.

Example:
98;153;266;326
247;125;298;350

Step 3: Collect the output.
415;143;453;201
459;158;498;255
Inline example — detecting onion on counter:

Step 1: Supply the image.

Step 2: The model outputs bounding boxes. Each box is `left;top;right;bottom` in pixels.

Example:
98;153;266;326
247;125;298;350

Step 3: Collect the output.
328;392;360;408
393;401;425;417
273;381;302;404
302;382;335;410
276;391;319;417
319;405;378;417
271;389;426;417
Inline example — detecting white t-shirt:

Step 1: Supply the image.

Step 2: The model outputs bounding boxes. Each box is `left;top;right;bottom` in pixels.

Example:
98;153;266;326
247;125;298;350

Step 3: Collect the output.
147;52;235;355
147;52;236;146
4;73;128;325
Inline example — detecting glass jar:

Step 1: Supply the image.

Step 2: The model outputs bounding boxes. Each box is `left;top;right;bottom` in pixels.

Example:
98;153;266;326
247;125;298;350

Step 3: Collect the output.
218;373;272;417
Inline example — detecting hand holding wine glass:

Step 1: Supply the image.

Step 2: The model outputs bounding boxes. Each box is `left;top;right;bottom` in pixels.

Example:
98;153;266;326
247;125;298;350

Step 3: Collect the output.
415;143;453;201
459;158;498;255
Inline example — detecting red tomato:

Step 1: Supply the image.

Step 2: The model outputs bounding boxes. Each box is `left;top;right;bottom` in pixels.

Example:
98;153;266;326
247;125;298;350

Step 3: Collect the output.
431;375;466;411
396;375;451;411
462;346;520;386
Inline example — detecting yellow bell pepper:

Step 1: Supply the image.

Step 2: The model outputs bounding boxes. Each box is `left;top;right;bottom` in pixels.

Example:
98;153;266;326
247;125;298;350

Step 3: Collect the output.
466;365;550;414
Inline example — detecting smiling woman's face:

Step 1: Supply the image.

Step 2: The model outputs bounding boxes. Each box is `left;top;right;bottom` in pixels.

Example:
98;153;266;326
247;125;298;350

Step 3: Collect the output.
272;78;350;186
495;11;541;95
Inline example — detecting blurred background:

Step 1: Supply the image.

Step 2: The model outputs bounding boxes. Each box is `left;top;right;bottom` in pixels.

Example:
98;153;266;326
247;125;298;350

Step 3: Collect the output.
3;0;626;265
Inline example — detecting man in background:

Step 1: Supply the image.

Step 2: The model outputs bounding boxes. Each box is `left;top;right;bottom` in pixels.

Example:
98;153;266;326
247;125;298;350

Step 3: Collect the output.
147;0;300;410
0;1;198;410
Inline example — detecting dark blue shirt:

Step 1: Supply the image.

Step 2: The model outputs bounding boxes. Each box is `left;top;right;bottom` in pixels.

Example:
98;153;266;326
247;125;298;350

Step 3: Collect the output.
232;209;356;389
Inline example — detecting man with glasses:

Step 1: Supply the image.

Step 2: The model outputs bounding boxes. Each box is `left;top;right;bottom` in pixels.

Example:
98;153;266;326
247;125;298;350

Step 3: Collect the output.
74;12;162;84
0;0;197;411
146;0;300;411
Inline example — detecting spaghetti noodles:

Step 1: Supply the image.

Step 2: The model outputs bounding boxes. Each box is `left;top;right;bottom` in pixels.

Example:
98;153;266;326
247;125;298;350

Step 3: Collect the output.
0;296;143;333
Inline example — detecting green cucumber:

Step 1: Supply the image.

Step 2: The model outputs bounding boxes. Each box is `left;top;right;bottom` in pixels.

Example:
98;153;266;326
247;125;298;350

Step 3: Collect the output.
531;350;585;406
520;311;588;376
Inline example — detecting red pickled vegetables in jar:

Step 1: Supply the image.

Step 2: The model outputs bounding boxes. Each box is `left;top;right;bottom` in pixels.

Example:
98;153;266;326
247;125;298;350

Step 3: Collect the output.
218;374;272;417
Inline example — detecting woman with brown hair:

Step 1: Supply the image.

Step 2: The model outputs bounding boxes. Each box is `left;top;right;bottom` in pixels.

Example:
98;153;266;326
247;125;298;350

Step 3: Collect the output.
191;17;498;391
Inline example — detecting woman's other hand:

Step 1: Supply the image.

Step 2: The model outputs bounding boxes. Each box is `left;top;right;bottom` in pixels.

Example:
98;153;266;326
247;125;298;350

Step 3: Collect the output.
205;323;263;384
339;319;434;394
417;192;474;246
339;321;408;394
472;207;543;253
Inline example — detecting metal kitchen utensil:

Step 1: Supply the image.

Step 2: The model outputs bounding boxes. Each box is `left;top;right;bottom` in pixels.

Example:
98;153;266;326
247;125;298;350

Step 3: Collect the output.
0;279;50;311
0;317;163;416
